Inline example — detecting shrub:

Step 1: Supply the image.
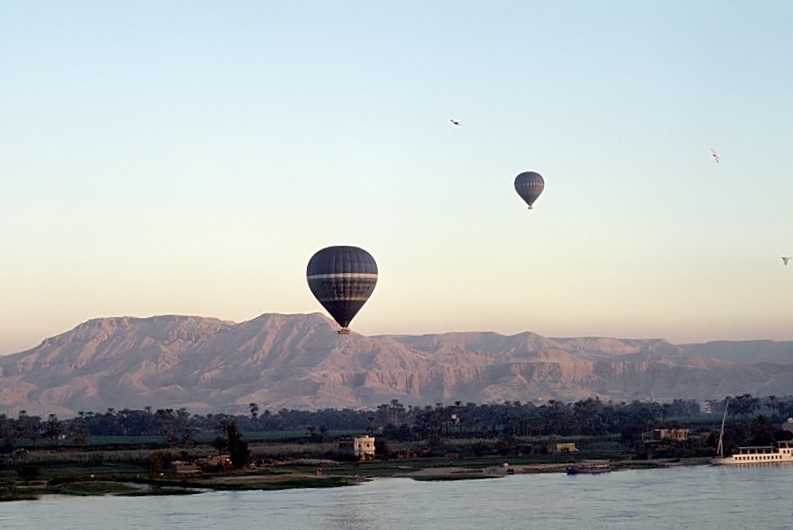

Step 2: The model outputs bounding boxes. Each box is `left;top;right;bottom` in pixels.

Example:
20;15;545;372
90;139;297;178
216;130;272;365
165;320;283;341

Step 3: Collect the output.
472;441;491;457
17;463;40;484
143;450;180;478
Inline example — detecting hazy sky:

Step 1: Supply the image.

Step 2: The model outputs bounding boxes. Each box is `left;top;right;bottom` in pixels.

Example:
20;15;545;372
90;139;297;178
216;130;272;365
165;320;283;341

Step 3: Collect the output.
2;1;792;355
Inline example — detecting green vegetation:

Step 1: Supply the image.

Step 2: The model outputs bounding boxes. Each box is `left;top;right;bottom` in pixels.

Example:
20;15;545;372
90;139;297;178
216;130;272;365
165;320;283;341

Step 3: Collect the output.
53;481;138;496
1;394;790;500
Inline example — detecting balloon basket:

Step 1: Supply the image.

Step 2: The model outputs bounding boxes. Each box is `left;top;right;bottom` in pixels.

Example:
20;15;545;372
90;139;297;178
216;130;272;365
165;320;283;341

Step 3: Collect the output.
338;329;351;335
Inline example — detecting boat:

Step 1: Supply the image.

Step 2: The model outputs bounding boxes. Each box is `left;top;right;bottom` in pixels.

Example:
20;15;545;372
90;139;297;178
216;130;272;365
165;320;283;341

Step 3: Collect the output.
566;464;611;475
711;397;793;465
711;440;793;465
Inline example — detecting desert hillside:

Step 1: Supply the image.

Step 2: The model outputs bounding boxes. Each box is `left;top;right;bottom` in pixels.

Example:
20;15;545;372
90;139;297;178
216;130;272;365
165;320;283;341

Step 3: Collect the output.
1;313;792;417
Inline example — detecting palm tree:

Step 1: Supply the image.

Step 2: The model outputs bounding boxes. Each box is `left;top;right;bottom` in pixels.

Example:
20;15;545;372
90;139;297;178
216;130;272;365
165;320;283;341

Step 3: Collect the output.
732;394;760;424
767;396;779;421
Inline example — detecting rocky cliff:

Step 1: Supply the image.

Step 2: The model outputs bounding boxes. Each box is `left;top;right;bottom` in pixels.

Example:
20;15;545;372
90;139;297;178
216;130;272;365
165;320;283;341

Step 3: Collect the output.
1;313;791;417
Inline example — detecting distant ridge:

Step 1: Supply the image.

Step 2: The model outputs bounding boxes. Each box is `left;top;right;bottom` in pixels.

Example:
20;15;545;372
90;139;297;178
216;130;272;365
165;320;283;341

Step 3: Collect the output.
680;340;793;364
1;313;792;417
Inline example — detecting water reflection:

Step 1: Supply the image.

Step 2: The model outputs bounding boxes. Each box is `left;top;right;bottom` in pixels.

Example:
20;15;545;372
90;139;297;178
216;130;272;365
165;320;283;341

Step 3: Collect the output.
1;466;793;530
325;484;388;530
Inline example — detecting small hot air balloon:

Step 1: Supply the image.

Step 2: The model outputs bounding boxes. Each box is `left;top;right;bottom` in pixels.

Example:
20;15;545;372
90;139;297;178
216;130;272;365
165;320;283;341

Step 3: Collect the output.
307;246;378;334
514;171;544;209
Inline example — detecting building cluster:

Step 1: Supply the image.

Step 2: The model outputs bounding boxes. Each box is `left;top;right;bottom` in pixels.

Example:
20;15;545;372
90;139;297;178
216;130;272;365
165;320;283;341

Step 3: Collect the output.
634;428;697;459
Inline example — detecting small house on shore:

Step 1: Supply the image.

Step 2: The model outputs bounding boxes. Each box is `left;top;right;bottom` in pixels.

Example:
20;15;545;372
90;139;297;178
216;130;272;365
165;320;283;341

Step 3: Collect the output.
634;429;691;459
339;435;376;460
652;429;689;442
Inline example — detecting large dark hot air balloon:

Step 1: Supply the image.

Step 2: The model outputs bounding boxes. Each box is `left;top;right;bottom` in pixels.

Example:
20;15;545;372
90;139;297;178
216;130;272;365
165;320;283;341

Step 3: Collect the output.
514;171;544;209
307;246;378;334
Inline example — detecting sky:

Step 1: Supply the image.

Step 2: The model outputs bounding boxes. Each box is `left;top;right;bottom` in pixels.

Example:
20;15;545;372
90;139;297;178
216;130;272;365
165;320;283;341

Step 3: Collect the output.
1;1;792;356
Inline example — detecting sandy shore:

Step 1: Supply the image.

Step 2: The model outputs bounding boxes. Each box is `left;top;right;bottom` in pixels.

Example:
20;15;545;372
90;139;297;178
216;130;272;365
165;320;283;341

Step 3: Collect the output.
393;457;711;479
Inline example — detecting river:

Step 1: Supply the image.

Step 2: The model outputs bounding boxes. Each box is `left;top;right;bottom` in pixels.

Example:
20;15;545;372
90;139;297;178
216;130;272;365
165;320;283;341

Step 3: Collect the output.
1;464;791;529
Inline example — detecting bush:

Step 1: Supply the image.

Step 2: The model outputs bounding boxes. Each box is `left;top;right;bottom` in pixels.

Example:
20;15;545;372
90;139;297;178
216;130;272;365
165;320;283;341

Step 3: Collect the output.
775;430;793;442
472;441;491;457
374;438;390;459
143;450;181;478
17;463;40;484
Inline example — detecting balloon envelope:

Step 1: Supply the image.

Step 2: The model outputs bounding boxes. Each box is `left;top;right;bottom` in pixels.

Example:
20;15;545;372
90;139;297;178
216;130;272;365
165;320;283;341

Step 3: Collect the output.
306;246;378;332
514;171;544;209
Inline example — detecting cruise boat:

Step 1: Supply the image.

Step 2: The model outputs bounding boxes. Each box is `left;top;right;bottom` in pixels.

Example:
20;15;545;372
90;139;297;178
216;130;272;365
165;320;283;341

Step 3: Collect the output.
711;397;793;465
711;441;793;466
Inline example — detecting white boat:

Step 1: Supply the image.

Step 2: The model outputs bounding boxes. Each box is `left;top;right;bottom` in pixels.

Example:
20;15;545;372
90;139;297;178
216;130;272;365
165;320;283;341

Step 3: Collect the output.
711;398;793;465
711;441;793;465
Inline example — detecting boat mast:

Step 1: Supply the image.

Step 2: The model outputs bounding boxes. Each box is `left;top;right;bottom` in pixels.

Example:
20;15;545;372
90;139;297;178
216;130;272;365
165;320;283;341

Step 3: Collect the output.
717;397;730;458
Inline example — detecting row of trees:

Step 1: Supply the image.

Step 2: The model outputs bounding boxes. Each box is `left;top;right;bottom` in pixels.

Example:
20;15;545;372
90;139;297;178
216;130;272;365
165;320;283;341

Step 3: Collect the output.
393;398;697;449
2;394;791;451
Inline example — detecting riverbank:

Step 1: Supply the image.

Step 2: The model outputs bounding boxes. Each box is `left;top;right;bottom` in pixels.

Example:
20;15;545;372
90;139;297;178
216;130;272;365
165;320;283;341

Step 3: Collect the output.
375;456;712;480
4;462;790;530
0;456;714;501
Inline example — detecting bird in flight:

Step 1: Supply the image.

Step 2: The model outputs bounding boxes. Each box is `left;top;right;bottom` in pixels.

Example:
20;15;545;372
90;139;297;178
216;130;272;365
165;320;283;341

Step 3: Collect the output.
710;148;720;163
450;119;461;126
783;257;791;266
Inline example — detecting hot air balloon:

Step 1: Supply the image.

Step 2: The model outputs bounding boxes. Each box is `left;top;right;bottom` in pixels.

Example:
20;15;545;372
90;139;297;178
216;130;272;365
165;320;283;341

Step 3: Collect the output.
306;246;378;334
514;171;544;209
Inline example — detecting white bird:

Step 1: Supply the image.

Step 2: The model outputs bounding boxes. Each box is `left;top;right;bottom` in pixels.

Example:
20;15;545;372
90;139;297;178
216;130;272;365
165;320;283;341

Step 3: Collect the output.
450;119;460;126
783;257;791;265
710;148;720;163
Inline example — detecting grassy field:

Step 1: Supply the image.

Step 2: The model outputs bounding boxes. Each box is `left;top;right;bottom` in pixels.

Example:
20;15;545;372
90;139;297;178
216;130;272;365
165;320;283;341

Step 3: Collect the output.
0;433;657;501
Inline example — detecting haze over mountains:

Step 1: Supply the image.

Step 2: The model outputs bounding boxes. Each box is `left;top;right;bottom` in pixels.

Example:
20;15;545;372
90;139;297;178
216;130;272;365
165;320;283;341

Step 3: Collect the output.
1;313;792;417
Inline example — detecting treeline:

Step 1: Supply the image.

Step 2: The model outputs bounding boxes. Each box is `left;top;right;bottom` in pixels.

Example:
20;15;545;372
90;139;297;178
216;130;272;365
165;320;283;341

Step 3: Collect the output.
1;394;791;451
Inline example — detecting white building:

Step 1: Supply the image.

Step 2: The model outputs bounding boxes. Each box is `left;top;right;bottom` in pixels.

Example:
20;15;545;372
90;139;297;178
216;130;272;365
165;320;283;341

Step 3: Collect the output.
339;435;376;460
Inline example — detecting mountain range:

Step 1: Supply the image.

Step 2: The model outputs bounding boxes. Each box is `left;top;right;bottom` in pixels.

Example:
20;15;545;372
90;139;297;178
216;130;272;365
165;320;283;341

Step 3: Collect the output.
1;313;792;417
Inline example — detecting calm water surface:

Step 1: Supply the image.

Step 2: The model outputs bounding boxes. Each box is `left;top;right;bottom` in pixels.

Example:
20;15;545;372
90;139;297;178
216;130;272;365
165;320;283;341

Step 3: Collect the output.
1;465;792;529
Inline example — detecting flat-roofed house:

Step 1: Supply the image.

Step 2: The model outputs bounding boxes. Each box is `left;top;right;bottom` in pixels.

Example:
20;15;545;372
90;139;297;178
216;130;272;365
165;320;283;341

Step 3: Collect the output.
339;435;376;460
